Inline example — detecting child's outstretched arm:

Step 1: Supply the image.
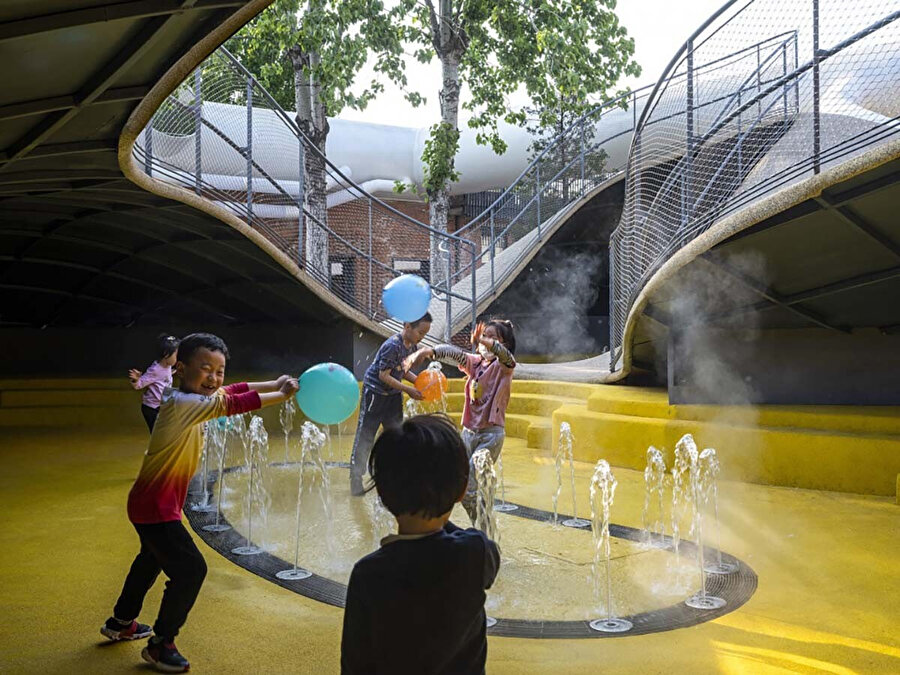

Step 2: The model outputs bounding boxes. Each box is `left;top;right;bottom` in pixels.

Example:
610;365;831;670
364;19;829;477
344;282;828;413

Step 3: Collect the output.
256;376;299;408
245;375;292;394
477;337;516;368
402;345;471;372
379;369;424;400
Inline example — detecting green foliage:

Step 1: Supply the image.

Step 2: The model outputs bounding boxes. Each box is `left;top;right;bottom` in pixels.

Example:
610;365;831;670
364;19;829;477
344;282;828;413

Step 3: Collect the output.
224;0;415;117
394;0;640;200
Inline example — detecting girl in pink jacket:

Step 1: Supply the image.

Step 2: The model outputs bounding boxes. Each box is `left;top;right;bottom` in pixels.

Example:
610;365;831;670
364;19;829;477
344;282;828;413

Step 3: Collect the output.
128;334;180;432
405;319;516;523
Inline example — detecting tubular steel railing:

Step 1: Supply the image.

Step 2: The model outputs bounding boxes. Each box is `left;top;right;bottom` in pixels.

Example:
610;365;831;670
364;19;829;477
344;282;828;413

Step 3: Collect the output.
133;47;477;341
610;0;900;371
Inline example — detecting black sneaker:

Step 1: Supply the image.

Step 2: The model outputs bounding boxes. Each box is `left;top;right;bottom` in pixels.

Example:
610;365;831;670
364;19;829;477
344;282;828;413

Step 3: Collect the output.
141;638;190;673
100;617;153;641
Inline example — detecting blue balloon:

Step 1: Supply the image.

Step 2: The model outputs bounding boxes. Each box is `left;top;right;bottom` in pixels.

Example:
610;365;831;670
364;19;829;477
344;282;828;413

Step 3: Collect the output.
382;274;432;323
296;363;360;425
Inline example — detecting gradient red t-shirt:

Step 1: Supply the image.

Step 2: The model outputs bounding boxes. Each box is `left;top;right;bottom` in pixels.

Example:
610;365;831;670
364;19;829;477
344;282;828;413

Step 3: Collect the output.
127;382;260;524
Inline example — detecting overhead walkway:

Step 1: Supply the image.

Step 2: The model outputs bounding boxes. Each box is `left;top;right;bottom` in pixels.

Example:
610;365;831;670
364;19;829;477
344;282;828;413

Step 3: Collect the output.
605;0;900;400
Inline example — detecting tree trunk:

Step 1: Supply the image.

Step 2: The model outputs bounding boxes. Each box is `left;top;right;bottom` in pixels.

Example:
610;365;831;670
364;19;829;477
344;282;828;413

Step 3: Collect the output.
428;52;461;292
289;43;330;280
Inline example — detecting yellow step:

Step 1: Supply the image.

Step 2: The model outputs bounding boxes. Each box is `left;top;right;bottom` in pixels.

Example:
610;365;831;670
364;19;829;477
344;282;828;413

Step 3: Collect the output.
552;404;900;496
445;411;552;451
444;391;584;417
446;377;595;401
586;386;900;436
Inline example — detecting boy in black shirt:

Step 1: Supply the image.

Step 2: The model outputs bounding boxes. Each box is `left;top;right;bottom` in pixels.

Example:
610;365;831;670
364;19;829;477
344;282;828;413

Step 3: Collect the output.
341;415;500;675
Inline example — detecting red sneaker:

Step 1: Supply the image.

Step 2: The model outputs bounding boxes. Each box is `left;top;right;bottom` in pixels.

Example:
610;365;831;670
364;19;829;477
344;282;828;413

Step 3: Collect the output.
100;617;153;641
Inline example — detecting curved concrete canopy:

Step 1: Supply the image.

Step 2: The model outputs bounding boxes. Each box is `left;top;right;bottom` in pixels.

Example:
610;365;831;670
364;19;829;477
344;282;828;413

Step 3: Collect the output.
0;1;349;328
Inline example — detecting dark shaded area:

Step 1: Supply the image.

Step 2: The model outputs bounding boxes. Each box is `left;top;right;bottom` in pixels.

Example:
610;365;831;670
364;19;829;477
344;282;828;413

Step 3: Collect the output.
634;157;900;404
482;182;624;359
0;1;344;332
0;322;363;378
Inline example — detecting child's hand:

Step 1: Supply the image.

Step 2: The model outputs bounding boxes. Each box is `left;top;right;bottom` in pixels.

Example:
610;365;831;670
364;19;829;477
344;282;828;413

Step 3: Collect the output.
279;377;299;397
275;374;292;389
402;348;432;373
470;322;485;345
406;385;425;401
128;369;141;381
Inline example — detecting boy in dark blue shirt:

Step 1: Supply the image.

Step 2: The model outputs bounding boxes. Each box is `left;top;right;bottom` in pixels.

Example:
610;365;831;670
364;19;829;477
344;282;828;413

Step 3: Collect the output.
341;415;500;675
349;313;432;495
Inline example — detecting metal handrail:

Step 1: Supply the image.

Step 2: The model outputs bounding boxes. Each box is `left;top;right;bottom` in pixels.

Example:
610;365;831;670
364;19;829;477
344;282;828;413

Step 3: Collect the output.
609;0;900;371
134;46;478;339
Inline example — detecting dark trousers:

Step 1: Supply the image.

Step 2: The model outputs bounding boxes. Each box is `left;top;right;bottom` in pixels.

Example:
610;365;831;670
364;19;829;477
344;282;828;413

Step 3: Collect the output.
113;521;207;639
349;389;402;488
141;405;159;433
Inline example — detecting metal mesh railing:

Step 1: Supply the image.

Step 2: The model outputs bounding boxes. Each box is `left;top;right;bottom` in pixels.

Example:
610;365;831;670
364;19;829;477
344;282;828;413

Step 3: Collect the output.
610;0;900;370
133;48;477;341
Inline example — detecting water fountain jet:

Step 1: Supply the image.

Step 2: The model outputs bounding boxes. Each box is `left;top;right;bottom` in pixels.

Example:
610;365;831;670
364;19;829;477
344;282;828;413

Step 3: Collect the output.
588;459;632;633
641;447;667;547
232;415;271;556
276;421;326;580
555;423;589;528
202;416;233;533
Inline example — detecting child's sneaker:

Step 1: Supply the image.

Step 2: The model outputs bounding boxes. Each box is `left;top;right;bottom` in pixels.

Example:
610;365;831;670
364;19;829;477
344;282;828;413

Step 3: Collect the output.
100;617;153;641
141;637;190;673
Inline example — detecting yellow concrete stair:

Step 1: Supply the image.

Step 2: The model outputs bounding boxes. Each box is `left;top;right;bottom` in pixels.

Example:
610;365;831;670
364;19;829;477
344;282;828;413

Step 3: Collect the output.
443;377;587;451
0;378;141;428
554;385;900;497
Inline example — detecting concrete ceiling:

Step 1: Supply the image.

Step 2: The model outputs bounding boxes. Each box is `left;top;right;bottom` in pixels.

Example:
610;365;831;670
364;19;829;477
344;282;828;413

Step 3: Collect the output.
0;1;340;328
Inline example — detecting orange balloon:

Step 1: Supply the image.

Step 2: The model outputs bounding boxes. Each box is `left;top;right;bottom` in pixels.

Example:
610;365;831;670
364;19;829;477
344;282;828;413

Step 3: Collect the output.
415;369;448;402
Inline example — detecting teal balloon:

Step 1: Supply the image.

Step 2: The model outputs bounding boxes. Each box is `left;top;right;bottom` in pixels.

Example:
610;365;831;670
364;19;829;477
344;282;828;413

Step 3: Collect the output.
296;363;359;425
216;416;232;430
382;274;431;322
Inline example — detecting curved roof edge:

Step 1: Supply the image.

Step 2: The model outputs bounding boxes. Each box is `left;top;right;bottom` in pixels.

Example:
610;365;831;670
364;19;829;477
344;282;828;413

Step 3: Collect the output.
117;0;395;339
600;137;900;385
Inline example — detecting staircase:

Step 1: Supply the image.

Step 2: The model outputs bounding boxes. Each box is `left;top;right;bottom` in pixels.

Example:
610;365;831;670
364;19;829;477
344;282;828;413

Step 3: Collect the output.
443;378;593;454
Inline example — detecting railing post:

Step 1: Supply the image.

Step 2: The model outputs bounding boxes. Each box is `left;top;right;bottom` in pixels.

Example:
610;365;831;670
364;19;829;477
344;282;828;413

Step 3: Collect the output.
193;68;202;194
685;39;695;225
536;162;542;241
782;41;788;119
470;242;476;336
367;199;373;316
756;43;762;118
737;89;743;176
444;241;452;343
608;242;616;370
144;115;153;177
489;208;495;292
246;79;253;221
297;131;305;268
579;119;585;195
812;0;821;174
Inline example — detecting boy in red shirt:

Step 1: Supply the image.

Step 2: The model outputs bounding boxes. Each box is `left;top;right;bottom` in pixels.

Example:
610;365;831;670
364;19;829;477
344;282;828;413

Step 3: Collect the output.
100;333;298;672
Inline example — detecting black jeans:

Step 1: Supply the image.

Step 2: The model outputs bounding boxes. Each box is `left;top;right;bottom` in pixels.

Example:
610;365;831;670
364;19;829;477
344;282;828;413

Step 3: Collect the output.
113;521;207;640
140;405;159;433
349;389;402;488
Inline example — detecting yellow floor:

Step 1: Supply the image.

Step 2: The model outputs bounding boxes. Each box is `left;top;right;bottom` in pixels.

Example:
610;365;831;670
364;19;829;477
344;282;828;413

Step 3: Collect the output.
1;422;899;674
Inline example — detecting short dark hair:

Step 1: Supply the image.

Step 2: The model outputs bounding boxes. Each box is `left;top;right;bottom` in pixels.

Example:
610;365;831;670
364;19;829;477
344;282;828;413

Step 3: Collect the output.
156;333;180;360
407;312;433;328
368;414;468;519
177;332;229;364
487;319;516;354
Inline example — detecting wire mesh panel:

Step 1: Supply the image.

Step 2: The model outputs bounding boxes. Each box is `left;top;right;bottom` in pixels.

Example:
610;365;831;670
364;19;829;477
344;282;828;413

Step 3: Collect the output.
132;48;478;339
448;86;656;297
610;0;900;370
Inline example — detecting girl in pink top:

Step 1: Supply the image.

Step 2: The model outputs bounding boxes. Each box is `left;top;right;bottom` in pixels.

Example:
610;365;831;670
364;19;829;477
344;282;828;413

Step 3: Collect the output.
128;334;180;432
405;319;516;523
